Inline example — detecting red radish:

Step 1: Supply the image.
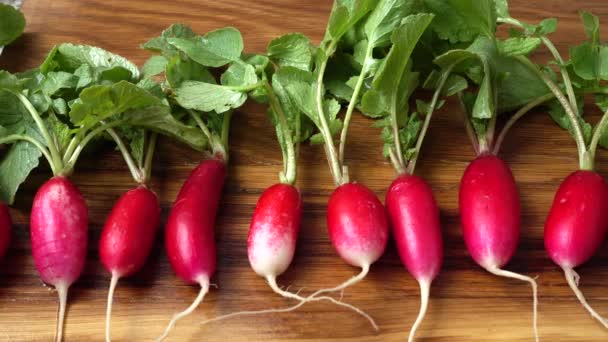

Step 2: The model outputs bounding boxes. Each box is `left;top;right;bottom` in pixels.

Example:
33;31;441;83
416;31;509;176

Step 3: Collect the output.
248;183;302;284
545;170;608;327
0;204;11;261
100;185;160;342
459;154;538;340
309;183;388;303
386;174;442;342
157;158;225;340
30;176;88;342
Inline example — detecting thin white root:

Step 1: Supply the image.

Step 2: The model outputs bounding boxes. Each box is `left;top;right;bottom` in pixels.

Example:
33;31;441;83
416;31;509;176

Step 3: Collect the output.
309;264;370;298
156;278;210;342
408;280;430;342
563;267;608;328
267;276;378;331
486;267;539;342
55;283;68;342
105;274;119;342
197;275;378;331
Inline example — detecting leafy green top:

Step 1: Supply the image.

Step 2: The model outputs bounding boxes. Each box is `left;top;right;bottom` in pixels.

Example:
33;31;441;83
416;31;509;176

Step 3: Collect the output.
0;43;206;203
143;24;314;184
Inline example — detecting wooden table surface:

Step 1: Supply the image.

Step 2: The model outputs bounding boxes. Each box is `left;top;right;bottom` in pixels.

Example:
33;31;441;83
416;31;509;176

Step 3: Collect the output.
2;0;608;341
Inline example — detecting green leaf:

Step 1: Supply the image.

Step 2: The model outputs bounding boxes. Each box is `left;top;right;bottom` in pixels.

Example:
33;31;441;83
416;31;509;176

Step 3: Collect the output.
596;93;608;113
41;71;78;96
536;18;557;36
424;0;496;43
364;0;418;48
498;37;541;57
494;0;509;18
273;67;313;138
267;33;312;71
569;42;608;81
220;62;257;87
173;80;247;113
496;55;549;113
142;56;168;78
122;105;207;151
165;55;216;88
142;23;196;57
0;141;41;204
365;14;435;117
167;27;244;67
0;70;21;91
40;44;140;80
0;3;25;46
325;0;376;42
0;89;37;137
69;81;163;126
580;11;600;43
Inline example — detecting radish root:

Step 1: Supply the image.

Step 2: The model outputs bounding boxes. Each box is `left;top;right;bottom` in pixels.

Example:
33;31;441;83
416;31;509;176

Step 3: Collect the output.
266;276;378;330
55;283;68;342
309;263;370;298
486;267;539;342
156;278;210;342
105;273;119;342
408;280;430;342
198;275;378;331
563;267;608;328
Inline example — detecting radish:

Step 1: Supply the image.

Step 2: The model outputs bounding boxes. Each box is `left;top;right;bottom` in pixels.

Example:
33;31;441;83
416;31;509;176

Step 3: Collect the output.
385;175;442;342
0;204;11;261
99;130;161;342
458;154;538;341
348;12;440;341
156;157;225;341
545;171;608;327
30;176;88;342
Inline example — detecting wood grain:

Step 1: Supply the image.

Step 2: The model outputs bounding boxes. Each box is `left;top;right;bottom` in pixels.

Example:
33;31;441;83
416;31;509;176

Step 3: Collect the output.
1;0;608;341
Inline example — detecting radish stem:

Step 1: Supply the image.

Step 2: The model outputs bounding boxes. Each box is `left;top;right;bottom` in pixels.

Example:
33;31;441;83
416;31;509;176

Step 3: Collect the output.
408;66;454;173
589;108;608;161
563;267;608;328
105;127;143;183
493;93;555;154
17;93;63;173
339;42;373;165
315;41;345;186
142;133;158;184
485;266;539;342
157;278;210;342
457;93;480;155
264;79;297;184
516;56;589;169
0;134;56;174
55;283;68;342
105;273;119;342
408;280;430;342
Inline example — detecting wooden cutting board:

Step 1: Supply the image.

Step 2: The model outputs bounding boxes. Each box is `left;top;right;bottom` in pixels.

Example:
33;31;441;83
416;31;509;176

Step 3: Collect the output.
1;0;608;341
